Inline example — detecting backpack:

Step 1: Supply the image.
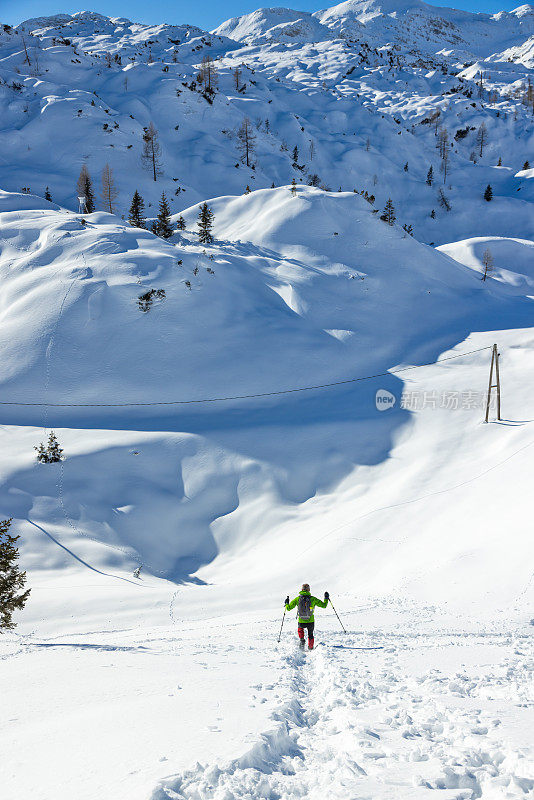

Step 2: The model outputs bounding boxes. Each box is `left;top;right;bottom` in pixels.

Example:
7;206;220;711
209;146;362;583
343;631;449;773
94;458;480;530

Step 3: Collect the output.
297;594;312;621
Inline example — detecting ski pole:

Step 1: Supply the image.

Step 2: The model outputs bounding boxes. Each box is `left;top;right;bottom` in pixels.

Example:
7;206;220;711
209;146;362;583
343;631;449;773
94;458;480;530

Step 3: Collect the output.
277;609;286;643
329;598;347;634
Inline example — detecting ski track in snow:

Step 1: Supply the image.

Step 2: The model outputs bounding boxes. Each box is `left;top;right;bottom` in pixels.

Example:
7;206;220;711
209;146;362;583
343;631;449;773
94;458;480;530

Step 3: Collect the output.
153;633;534;800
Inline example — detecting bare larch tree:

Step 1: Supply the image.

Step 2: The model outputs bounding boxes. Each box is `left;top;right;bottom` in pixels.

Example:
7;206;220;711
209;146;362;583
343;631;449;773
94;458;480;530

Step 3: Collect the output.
142;122;163;182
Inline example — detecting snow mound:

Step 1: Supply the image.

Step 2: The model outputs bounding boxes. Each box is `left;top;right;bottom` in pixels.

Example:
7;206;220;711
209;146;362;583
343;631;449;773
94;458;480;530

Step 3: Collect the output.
438;235;534;291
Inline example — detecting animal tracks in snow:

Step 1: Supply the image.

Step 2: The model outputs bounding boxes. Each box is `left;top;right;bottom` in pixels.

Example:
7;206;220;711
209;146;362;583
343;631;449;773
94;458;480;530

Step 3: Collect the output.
153;632;533;800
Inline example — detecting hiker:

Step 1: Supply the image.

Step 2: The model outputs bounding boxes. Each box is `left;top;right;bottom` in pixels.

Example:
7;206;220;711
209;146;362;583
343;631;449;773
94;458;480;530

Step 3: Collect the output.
284;583;329;650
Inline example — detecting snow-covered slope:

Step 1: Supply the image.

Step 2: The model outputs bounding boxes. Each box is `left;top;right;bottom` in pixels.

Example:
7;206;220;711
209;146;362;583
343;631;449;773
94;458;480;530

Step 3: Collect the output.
0;5;533;800
0;2;533;244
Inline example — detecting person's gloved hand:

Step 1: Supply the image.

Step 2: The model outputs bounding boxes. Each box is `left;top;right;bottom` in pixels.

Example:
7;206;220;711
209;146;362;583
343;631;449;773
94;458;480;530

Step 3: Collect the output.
324;591;330;600
285;596;290;605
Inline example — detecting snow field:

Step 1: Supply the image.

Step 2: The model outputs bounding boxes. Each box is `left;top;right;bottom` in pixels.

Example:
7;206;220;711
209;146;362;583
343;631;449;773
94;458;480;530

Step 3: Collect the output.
0;4;533;798
1;619;281;800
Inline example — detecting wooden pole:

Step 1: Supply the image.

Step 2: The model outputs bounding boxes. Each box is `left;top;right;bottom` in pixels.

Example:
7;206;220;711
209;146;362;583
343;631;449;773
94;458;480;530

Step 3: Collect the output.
484;344;501;422
495;345;501;421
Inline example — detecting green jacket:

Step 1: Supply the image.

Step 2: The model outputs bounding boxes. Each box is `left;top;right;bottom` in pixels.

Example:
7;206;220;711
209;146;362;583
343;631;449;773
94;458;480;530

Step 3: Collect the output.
286;590;328;623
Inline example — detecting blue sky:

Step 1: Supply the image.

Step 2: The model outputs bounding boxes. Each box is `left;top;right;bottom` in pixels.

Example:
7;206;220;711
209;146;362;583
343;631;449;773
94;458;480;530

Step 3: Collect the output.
1;0;527;29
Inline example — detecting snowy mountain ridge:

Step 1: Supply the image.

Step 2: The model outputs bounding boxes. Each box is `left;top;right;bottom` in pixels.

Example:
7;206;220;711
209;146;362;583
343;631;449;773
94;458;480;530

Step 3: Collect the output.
213;0;534;54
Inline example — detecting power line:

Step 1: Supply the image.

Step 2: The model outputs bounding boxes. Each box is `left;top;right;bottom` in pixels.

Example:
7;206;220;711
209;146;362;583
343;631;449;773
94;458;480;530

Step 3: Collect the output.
0;346;492;408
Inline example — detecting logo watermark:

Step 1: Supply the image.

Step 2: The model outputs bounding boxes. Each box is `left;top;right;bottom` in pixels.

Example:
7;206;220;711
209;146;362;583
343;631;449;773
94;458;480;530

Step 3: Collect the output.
376;389;493;411
375;389;396;411
401;390;490;411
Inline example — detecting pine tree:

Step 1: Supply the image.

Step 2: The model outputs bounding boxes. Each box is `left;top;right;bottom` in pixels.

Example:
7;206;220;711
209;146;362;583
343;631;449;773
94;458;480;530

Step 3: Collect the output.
141;122;163;182
44;186;52;201
430;209;436;218
497;156;502;166
101;163;118;214
76;164;95;213
155;193;174;239
34;443;47;462
244;185;251;194
0;518;31;631
237;117;256;167
292;145;299;164
380;198;396;225
291;178;297;196
197;202;214;244
403;162;409;172
128;190;146;228
523;160;530;170
484;184;493;201
176;215;186;230
426;166;434;186
47;432;63;462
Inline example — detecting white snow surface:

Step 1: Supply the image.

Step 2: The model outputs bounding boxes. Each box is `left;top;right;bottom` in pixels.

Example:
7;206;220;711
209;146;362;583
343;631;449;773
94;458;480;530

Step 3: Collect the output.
0;4;533;800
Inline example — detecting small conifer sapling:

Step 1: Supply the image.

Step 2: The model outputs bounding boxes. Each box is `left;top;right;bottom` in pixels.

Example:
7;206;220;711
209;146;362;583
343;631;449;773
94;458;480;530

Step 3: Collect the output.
128;190;146;228
197;203;214;244
155;193;174;239
380;198;396;225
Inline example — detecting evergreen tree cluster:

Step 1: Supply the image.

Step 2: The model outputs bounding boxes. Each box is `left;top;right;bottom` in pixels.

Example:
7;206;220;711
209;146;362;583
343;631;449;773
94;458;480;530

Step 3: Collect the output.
35;432;63;463
138;288;166;312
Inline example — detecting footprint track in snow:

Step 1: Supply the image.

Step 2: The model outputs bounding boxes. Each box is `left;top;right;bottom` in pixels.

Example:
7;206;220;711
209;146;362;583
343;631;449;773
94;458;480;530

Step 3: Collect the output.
152;635;533;800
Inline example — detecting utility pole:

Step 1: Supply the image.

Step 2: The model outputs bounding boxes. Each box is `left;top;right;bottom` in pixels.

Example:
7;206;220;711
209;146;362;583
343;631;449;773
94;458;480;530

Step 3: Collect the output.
484;343;501;422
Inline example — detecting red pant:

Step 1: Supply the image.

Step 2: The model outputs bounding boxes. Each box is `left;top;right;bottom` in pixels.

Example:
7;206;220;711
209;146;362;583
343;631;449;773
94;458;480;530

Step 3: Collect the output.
298;621;314;645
